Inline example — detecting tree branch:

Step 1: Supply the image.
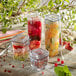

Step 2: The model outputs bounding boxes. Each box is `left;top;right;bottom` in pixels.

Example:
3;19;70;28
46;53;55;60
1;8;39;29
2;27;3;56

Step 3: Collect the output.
17;0;26;14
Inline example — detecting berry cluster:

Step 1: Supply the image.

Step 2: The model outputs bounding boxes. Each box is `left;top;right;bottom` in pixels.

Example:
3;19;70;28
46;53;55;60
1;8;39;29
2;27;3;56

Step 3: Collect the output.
54;58;64;67
59;38;73;51
0;54;25;74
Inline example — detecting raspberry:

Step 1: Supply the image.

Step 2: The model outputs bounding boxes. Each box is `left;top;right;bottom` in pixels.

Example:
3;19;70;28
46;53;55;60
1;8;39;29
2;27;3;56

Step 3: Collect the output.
8;70;11;73
57;58;60;62
54;63;58;67
12;65;15;68
4;69;7;72
61;60;64;64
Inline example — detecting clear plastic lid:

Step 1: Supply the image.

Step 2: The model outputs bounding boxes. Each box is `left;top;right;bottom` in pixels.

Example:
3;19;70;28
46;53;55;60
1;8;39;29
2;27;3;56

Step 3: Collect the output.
30;48;49;60
45;14;61;22
11;33;30;44
27;12;41;21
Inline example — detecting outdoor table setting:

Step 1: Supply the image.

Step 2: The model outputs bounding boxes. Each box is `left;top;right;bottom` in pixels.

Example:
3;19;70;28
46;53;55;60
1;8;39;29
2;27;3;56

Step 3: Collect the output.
0;13;76;76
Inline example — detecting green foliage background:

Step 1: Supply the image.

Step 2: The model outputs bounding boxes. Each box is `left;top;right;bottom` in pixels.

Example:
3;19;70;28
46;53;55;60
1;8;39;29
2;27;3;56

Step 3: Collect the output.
0;0;76;33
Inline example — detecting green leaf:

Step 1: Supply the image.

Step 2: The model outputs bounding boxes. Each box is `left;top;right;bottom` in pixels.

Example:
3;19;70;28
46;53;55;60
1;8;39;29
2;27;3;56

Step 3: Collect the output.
54;65;72;76
8;10;12;17
65;0;69;3
0;3;3;9
74;23;76;30
23;23;27;27
1;28;7;33
48;0;54;7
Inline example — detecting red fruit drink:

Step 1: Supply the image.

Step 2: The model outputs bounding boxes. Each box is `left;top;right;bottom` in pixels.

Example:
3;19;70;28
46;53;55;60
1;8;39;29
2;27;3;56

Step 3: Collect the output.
28;15;42;50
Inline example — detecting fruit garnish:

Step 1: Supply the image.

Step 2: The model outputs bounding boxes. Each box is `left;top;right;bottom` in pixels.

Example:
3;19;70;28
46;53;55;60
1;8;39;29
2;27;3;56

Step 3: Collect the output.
54;63;58;67
57;58;60;62
63;41;67;46
61;60;64;64
65;42;73;51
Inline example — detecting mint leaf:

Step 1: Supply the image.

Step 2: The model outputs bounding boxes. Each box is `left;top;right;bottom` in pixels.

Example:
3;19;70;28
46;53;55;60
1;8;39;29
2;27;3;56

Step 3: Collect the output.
54;65;72;76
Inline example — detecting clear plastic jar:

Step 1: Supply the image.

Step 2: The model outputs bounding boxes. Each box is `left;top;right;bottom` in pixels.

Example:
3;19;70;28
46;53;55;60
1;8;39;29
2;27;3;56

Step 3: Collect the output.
27;13;42;50
30;48;49;71
11;33;30;61
45;14;60;57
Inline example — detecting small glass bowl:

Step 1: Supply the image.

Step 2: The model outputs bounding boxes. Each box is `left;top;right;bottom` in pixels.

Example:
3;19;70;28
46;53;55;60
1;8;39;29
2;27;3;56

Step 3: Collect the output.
30;48;49;71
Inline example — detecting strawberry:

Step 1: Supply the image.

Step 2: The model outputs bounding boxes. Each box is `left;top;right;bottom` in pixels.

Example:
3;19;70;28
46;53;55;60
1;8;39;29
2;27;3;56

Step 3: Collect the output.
63;41;67;46
65;42;73;51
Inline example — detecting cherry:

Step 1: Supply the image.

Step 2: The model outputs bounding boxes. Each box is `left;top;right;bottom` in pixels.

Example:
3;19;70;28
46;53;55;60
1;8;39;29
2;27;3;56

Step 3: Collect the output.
57;58;60;62
61;60;64;64
54;63;58;67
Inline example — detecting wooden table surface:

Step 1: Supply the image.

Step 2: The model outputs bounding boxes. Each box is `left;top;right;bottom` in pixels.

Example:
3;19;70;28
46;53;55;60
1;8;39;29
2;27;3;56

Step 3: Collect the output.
0;40;76;76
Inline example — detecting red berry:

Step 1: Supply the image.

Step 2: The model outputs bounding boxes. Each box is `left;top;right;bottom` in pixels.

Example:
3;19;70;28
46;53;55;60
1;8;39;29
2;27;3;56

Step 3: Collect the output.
22;64;24;68
59;38;61;45
61;60;64;64
8;70;11;73
9;64;11;65
4;69;7;72
63;41;67;46
65;42;73;51
57;58;60;62
42;72;44;75
0;64;3;67
3;59;6;62
54;63;58;67
12;65;15;68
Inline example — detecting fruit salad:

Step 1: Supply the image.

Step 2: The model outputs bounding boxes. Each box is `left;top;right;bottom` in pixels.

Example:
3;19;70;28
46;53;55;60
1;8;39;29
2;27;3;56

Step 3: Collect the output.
45;14;60;57
13;43;29;61
12;33;29;61
28;16;42;50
